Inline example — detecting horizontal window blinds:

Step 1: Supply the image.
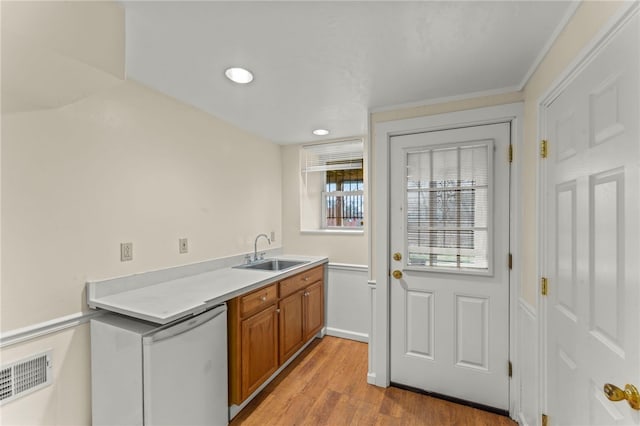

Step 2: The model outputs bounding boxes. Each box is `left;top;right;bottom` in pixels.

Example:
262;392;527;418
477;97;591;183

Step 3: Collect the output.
405;142;491;270
301;139;363;173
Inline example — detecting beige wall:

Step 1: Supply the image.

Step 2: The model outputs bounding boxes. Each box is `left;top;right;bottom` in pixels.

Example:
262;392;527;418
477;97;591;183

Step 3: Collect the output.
1;1;124;80
281;144;367;265
1;1;125;114
1;2;281;424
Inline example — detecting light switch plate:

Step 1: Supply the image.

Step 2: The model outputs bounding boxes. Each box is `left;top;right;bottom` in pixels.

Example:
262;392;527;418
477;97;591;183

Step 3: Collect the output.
120;242;133;261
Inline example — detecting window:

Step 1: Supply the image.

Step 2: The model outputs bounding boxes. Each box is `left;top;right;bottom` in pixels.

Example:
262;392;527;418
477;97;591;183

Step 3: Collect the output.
300;140;364;231
405;142;491;270
324;168;364;228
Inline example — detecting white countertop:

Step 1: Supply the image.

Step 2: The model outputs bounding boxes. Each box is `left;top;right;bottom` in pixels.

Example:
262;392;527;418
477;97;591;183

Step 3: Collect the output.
87;255;328;324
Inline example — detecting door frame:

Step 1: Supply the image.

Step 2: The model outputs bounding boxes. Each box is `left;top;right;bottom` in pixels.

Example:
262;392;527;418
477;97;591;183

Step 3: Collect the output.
537;2;639;422
371;102;524;418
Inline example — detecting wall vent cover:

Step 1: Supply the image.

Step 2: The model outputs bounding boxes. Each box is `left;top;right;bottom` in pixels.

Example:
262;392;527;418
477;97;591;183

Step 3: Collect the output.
0;350;52;405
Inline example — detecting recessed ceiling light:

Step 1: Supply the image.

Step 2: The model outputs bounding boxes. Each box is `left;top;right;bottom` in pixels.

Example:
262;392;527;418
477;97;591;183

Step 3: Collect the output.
225;67;254;84
313;129;330;136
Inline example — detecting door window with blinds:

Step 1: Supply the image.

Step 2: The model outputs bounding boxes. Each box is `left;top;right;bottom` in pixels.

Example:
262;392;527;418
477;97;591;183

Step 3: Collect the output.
300;140;364;231
405;140;493;273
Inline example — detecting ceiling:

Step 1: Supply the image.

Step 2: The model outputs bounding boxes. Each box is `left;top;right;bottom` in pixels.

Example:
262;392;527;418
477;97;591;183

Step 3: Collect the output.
122;1;575;144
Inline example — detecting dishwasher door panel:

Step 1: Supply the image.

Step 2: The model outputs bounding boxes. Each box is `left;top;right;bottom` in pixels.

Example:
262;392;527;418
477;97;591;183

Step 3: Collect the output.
142;304;228;426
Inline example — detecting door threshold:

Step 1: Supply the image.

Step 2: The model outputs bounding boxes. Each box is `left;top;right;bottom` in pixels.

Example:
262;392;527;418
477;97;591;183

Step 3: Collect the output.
390;382;509;417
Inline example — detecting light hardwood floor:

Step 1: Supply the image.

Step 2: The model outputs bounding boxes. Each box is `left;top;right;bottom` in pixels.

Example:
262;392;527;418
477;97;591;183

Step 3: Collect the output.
230;336;517;426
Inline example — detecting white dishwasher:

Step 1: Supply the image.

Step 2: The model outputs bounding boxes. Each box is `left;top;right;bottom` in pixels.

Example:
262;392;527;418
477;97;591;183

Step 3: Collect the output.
91;303;228;426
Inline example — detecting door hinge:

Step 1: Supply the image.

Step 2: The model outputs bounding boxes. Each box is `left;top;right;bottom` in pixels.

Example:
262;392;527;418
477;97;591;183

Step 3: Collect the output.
540;140;548;159
541;277;548;296
508;361;513;377
508;144;513;163
508;253;513;270
542;413;549;426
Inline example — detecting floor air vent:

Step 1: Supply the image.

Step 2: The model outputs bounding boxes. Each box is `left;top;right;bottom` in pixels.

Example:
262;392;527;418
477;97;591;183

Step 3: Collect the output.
0;351;52;405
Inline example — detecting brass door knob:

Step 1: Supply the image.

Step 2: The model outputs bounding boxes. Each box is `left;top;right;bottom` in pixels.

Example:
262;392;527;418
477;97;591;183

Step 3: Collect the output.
604;383;640;410
392;270;403;279
393;252;402;261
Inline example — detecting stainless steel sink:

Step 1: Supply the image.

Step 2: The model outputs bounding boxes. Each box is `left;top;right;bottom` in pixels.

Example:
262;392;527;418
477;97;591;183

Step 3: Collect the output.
233;259;307;272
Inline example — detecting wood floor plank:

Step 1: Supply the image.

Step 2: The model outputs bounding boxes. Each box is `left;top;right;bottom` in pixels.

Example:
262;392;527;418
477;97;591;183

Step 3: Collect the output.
349;400;381;425
230;336;517;426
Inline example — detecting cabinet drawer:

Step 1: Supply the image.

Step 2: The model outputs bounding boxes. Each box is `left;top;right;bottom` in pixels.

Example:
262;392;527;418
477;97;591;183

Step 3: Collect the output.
279;266;324;298
240;284;277;317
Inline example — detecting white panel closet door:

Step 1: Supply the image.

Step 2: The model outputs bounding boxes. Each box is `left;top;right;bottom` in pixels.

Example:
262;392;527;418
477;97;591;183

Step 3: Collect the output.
544;10;639;426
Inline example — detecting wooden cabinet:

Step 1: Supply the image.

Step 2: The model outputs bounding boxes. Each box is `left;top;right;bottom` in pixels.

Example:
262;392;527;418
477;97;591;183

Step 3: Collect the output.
278;290;305;363
303;281;324;341
228;284;279;404
228;265;324;405
240;304;278;399
279;280;325;364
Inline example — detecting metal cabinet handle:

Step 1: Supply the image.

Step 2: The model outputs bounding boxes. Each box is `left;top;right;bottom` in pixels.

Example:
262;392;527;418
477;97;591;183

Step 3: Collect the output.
260;295;267;302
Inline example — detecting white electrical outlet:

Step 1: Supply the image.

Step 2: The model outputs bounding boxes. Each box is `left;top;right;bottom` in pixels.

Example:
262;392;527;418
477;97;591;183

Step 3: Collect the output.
120;242;133;261
270;231;276;242
179;238;188;254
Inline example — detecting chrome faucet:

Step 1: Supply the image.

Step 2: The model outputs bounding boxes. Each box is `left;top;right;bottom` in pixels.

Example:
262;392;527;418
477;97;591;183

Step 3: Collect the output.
253;233;271;262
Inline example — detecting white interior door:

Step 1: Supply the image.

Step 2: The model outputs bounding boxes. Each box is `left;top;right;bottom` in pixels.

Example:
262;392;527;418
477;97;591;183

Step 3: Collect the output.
389;122;511;411
544;10;640;426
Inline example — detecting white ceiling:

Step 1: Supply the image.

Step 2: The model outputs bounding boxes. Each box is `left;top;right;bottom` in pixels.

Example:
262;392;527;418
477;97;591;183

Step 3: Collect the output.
123;1;575;144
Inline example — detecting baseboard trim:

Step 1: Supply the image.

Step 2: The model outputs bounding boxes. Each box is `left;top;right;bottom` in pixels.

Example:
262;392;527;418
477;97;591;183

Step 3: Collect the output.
518;412;531;426
0;310;105;348
367;372;377;385
325;327;368;343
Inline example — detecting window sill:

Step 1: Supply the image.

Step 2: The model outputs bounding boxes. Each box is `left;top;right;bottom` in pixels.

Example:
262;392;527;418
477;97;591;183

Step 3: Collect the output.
300;229;364;236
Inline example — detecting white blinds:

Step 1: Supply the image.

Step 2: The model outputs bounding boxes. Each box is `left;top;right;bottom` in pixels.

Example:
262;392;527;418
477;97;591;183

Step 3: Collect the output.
301;139;363;173
405;142;492;270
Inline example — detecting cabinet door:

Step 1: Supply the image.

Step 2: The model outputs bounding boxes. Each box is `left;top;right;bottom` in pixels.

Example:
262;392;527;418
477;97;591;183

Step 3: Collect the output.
304;281;324;341
241;304;278;400
278;290;305;364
